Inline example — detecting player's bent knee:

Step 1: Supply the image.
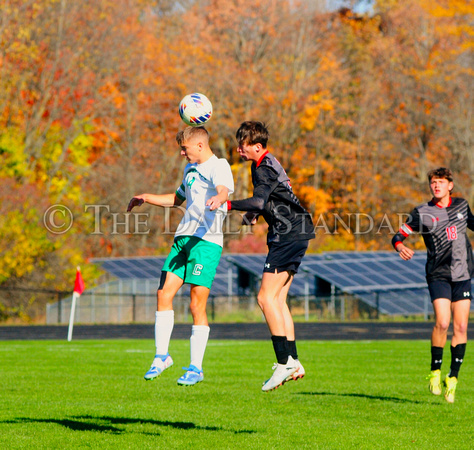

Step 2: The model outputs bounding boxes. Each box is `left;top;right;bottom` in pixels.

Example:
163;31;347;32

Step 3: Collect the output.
453;322;468;336
434;320;450;333
189;299;206;315
257;294;274;312
157;291;174;308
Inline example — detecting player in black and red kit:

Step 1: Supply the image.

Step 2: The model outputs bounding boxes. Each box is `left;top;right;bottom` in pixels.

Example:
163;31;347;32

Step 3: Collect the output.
228;121;315;391
392;168;474;402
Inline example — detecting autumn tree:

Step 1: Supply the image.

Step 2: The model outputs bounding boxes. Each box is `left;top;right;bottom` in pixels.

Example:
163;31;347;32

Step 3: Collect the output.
0;0;472;320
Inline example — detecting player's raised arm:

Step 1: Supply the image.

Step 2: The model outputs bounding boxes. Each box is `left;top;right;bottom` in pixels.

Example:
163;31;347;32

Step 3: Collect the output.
127;193;183;212
228;164;279;214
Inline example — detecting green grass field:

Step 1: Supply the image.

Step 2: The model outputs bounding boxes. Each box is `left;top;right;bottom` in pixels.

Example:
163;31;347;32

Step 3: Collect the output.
1;339;473;449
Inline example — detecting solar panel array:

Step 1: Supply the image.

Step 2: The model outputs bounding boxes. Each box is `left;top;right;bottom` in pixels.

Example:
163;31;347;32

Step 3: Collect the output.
356;288;431;315
301;252;427;292
92;252;474;315
97;257;165;279
94;255;241;298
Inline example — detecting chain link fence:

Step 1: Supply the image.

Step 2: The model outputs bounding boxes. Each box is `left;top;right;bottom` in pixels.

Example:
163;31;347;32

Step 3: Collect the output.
47;287;389;325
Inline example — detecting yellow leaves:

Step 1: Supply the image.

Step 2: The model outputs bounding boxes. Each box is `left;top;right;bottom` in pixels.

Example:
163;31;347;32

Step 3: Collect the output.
0;130;30;178
50;175;68;194
418;0;473;55
299;187;332;216
315;234;355;253
17;26;31;41
421;0;474;18
69;130;94;167
0;208;55;283
300;90;335;132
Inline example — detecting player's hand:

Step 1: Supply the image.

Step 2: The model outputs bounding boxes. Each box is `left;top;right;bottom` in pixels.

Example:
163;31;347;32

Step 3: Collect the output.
242;212;259;226
127;197;145;212
397;244;414;261
206;196;222;211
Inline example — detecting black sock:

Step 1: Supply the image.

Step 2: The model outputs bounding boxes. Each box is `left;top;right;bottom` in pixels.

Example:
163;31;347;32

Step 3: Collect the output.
288;340;298;360
271;336;289;365
449;343;466;379
431;346;443;371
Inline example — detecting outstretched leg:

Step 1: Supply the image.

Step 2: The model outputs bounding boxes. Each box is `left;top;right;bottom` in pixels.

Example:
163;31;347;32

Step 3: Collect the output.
258;271;298;391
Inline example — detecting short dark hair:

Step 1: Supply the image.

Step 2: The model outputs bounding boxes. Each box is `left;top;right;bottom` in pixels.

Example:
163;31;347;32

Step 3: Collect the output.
236;121;269;148
427;167;453;183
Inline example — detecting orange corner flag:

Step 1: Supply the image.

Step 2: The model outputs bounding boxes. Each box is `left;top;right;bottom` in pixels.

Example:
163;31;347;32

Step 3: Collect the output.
74;266;85;295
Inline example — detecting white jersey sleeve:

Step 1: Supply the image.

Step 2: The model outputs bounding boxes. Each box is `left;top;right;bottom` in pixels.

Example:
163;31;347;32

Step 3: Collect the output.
211;159;234;195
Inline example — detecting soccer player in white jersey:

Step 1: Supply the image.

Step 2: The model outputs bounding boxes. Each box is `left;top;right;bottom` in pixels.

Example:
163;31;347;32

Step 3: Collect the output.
392;168;474;402
127;126;234;386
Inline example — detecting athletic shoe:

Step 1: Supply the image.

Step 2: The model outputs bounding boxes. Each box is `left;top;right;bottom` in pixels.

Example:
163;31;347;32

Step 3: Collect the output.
262;356;297;392
444;375;458;403
143;353;173;381
177;365;204;386
427;369;441;395
286;359;305;382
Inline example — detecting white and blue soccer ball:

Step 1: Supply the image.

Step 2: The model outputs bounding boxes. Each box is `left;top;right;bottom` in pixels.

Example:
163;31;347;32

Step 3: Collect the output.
178;93;213;127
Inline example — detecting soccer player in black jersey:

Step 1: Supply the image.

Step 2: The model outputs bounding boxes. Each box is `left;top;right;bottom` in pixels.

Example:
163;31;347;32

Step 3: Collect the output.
227;121;315;391
392;167;474;402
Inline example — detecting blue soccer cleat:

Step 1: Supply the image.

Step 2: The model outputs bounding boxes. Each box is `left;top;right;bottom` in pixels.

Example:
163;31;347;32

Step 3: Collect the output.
177;365;204;386
144;353;173;381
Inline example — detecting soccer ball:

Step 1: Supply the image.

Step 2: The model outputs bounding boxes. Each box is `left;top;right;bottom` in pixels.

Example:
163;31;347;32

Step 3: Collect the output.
178;93;213;127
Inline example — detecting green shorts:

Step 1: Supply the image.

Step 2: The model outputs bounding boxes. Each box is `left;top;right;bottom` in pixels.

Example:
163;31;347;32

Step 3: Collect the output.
162;236;223;289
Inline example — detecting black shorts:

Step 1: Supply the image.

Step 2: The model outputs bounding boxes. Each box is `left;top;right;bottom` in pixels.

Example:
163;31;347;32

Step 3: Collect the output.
428;279;472;302
263;240;309;274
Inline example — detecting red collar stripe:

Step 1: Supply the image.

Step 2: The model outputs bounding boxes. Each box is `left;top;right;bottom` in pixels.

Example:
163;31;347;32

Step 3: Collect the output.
433;197;452;208
256;150;269;167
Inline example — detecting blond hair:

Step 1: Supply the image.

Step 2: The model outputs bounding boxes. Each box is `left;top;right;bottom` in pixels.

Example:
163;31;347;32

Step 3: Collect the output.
176;126;209;146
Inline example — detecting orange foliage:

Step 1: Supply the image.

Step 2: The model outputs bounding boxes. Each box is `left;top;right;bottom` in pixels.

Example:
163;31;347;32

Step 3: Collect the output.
0;0;473;313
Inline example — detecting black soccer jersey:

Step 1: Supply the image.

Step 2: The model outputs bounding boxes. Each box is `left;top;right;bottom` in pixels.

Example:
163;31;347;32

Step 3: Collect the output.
392;197;474;283
230;152;315;243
